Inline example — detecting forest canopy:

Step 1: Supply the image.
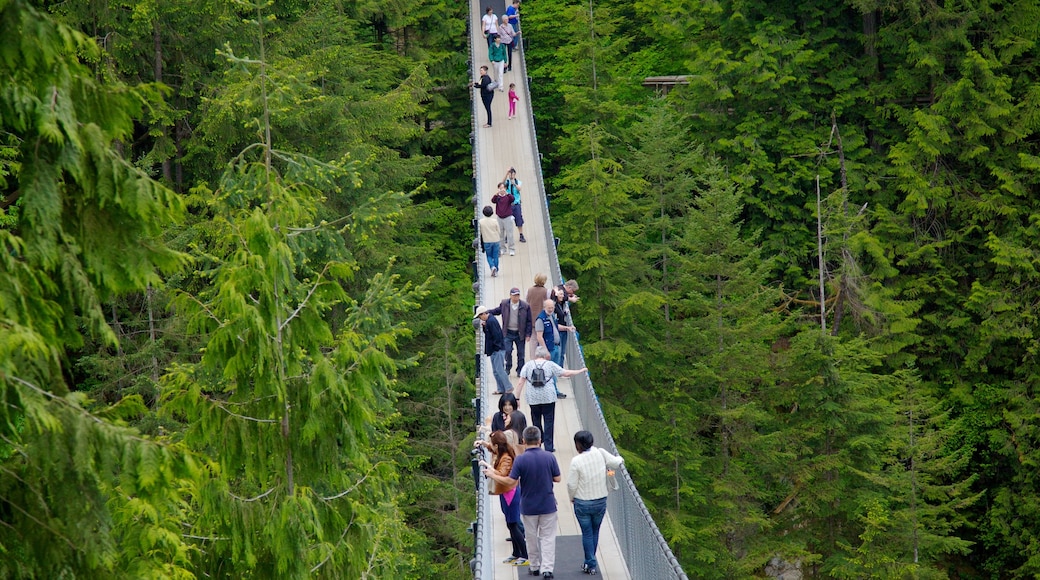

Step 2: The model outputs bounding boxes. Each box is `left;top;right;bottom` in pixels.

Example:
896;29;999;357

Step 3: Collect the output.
2;0;1040;578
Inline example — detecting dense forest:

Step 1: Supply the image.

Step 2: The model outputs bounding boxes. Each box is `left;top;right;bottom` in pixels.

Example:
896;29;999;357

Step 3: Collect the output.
2;0;1040;578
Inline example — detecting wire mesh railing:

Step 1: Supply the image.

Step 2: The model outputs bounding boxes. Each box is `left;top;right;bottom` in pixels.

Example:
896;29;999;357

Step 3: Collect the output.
468;0;686;577
564;336;689;580
466;4;495;577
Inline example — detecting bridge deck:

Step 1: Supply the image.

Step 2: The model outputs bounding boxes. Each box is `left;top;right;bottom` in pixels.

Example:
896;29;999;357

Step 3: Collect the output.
470;1;631;578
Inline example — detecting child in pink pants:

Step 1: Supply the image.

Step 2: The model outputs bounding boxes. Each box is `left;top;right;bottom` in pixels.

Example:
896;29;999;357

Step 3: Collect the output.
508;83;518;119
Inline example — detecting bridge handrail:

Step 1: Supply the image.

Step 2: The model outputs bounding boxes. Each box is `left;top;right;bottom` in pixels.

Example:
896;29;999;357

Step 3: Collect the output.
469;5;687;578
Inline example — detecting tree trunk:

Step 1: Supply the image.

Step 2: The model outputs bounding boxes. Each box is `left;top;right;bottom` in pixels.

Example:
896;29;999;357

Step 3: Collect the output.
147;284;158;383
153;20;173;185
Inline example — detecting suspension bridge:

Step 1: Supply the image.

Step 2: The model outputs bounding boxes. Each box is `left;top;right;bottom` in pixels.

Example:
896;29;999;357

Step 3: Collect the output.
467;1;688;578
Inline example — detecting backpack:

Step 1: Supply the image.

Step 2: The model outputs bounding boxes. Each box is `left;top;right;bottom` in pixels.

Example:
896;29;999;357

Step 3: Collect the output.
530;362;547;387
505;179;520;201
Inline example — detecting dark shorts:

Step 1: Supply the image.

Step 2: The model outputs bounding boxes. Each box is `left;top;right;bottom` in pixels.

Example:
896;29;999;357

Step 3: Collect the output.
512;204;524;227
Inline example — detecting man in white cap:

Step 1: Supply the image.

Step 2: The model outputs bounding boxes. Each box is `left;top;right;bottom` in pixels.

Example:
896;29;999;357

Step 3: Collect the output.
474;305;512;394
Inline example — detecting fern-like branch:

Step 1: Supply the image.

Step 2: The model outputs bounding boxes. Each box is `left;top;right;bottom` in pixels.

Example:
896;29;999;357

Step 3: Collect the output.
228;486;277;502
317;461;384;501
280;263;331;332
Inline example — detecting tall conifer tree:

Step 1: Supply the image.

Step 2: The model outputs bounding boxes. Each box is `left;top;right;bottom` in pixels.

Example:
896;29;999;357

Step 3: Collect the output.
0;2;196;576
159;1;423;576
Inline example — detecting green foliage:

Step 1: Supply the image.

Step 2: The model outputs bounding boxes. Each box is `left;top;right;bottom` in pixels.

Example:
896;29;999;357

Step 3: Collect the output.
0;2;196;577
156;4;429;575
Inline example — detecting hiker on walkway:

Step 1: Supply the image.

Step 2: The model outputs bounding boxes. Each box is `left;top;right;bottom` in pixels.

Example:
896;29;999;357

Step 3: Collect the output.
489;35;507;88
535;298;574;399
488;287;533;376
525;273;550;360
506;0;520;37
478;205;501;277
551;279;579;368
514;346;587;454
503;167;525;242
481;6;498;47
475;304;512;395
478;430;528;566
485;425;561;579
491;182;516;255
498;15;517;73
473;66;495;127
567;430;624;576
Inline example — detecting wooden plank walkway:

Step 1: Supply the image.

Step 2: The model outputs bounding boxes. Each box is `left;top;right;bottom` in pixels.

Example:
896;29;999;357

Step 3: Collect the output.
470;1;631;578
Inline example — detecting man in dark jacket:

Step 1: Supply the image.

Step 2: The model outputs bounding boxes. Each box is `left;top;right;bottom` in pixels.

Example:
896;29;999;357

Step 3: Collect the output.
489;287;533;376
475;304;512;394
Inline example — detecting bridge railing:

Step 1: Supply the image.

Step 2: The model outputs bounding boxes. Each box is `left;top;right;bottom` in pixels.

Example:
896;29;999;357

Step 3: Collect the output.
565;336;689;580
468;3;686;578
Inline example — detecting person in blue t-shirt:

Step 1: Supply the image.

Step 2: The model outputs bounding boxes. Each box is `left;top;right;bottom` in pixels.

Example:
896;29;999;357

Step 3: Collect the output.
485;426;561;579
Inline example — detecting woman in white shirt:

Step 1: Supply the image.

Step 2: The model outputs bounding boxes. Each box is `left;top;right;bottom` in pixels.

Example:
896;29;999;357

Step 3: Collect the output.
481;7;498;47
567;430;623;576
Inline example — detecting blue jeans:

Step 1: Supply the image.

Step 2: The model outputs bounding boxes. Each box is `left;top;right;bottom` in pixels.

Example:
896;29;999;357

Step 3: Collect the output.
551;332;567;396
554;331;568;367
491;350;511;394
504;330;524;374
574;497;607;570
484;240;500;271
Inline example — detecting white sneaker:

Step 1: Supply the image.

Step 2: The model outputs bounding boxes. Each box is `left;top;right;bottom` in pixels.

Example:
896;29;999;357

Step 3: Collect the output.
509;250;515;256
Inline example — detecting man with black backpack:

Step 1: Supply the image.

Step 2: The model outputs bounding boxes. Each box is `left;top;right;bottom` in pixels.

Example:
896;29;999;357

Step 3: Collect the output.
514;347;587;453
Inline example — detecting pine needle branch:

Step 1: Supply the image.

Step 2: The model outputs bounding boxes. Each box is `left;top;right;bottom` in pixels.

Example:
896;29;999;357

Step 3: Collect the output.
0;491;76;550
310;512;357;573
9;376;152;444
228;486;277;502
317;462;385;501
287;214;351;236
280;263;331;332
209;399;279;424
175;291;223;325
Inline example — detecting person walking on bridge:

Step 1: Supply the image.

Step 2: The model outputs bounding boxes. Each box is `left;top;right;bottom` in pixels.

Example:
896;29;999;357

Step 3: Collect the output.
485;425;561;579
498;15;517;73
491;182;516;255
478;205;501;277
514;346;587;454
488;287;533;376
489;35;507;90
567;430;624;576
481;6;499;47
504;167;526;242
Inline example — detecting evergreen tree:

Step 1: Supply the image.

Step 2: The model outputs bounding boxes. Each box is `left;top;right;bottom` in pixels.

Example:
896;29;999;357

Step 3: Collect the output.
552;123;644;346
670;160;788;576
773;331;900;575
0;2;196;577
159;2;424;576
831;368;976;579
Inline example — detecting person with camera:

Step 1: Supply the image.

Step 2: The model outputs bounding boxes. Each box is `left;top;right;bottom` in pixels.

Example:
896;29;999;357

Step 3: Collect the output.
551;279;579;371
477;430;528;566
485;425;561;579
503;167;526;243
